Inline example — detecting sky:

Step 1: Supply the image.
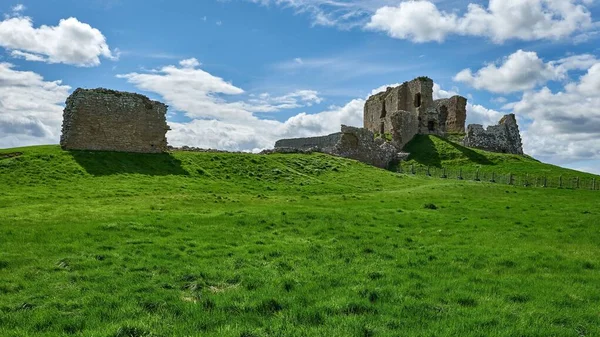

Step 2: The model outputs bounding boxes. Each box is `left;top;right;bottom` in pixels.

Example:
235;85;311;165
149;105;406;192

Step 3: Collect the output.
1;0;599;174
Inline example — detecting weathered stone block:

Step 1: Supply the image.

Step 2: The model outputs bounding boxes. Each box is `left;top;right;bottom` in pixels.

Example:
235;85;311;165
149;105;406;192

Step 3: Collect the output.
60;88;170;153
463;114;523;154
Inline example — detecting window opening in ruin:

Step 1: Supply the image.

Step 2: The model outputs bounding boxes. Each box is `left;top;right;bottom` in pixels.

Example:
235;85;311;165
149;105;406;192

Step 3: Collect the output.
380;100;386;118
414;93;422;108
440;105;448;117
428;121;435;132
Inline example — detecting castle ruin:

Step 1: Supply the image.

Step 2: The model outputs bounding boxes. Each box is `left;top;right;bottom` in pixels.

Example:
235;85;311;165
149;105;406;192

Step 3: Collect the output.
274;76;524;168
463;114;523;155
363;77;467;149
60;88;170;153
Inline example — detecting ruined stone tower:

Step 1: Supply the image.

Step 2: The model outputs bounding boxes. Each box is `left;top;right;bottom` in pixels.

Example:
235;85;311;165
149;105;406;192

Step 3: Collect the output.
60;88;170;153
364;77;468;148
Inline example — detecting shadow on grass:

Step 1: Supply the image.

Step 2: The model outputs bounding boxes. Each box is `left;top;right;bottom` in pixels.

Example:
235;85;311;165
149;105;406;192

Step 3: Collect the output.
403;135;493;168
70;150;188;176
440;137;493;165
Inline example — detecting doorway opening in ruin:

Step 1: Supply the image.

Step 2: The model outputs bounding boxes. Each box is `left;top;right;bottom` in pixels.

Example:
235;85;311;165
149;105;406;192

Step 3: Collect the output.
428;121;435;132
380;100;386;118
414;93;422;108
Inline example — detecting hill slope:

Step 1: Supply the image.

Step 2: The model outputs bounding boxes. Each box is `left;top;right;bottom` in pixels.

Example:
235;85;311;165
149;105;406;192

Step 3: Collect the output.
402;135;597;179
0;145;599;337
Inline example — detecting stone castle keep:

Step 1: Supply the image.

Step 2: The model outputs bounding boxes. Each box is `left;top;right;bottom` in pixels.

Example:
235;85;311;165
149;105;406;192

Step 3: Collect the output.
275;76;523;168
59;77;523;169
60;88;170;153
363;77;467;149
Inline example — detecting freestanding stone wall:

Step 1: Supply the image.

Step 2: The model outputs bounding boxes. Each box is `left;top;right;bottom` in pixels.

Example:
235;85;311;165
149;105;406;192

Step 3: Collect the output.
463;114;524;154
274;133;342;153
60;88;170;153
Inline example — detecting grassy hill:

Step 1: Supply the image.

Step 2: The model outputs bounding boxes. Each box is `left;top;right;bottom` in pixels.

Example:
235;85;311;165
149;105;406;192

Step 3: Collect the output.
402;135;596;179
1;145;599;337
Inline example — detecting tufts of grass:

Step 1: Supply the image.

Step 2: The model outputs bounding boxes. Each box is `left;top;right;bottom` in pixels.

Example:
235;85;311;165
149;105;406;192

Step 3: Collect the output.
0;145;598;336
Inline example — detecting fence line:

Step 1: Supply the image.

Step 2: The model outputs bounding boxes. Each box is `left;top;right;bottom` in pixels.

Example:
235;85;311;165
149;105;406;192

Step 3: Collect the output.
397;163;599;191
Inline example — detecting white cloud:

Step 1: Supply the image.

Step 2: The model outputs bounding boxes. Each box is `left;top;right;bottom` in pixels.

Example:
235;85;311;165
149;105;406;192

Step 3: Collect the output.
432;83;459;100
0;63;71;148
247;0;383;29
118;59;356;151
11;4;26;13
167;99;363;152
0;16;116;66
366;0;595;43
179;58;201;68
454;50;598;93
118;60;325;120
510;63;600;162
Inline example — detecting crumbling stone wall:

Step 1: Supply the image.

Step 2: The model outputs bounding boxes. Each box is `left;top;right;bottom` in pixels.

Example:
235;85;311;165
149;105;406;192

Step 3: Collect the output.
60;88;170;153
274;125;399;168
463;114;524;154
433;95;467;134
274;133;342;153
364;77;468;149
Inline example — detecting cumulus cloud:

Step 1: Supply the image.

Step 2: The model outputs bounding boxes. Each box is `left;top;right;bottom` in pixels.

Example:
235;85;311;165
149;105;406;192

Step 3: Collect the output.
118;58;324;120
510;63;600;161
0;63;71;148
366;0;595;43
167;99;364;152
117;59;360;151
454;50;598;93
0;16;116;66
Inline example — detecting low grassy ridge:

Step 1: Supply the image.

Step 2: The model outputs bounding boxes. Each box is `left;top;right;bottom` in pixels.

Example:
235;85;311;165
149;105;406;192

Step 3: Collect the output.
402;135;597;180
0;145;599;337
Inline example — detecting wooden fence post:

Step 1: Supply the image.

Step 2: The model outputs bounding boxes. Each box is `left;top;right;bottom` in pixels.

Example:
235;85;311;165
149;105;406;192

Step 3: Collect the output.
593;178;596;191
490;172;496;183
475;169;480;181
441;168;447;179
576;177;580;189
508;173;513;185
559;175;562;188
543;176;547;188
411;164;415;175
458;168;463;180
427;166;431;176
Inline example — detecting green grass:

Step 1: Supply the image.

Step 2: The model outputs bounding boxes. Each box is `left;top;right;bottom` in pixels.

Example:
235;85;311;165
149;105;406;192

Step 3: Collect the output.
402;135;598;179
1;145;599;337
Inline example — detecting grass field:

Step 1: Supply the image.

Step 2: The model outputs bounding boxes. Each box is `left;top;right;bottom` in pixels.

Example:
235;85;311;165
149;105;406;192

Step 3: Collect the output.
1;145;599;337
402;135;597;179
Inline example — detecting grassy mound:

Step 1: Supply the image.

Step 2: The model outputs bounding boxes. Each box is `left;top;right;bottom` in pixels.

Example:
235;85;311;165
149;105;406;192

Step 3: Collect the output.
402;135;596;179
0;145;599;336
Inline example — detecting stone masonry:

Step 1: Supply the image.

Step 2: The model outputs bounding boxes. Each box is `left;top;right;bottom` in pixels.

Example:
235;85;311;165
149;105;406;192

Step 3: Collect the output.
274;133;342;153
463;114;524;154
60;88;170;153
433;95;467;134
363;77;468;149
273;77;526;169
274;125;399;168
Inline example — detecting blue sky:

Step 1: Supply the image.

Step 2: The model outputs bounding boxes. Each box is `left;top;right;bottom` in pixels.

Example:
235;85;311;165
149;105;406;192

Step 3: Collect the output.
1;0;599;174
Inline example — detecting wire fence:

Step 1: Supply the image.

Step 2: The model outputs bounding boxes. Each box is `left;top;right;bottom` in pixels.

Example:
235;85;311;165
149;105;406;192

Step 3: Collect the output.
397;163;599;191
